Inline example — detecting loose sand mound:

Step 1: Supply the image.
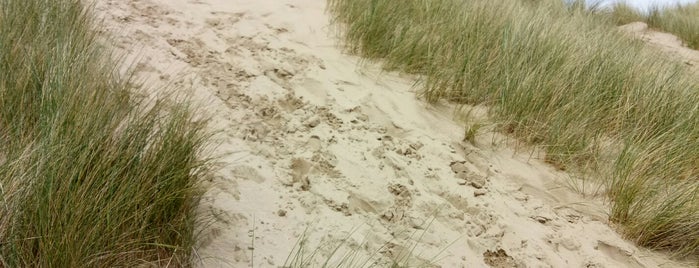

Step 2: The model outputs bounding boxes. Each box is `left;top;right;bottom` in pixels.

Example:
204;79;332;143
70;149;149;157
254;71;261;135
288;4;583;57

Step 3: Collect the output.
94;1;693;267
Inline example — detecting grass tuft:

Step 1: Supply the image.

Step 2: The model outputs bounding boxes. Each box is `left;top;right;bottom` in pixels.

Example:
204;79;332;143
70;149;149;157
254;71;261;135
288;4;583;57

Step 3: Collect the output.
0;0;210;266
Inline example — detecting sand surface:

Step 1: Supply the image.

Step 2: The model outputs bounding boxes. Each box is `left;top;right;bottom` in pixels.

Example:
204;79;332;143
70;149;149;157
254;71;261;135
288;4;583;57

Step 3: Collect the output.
93;1;694;267
619;22;699;69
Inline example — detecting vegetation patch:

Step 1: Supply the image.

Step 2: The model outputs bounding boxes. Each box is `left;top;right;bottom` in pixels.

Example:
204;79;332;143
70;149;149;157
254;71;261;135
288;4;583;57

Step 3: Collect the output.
611;2;699;49
328;0;699;258
0;0;209;266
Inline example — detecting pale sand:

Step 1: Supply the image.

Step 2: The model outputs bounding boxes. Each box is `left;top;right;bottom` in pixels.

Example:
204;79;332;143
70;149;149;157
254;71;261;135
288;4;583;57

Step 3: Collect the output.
619;22;699;69
93;1;694;267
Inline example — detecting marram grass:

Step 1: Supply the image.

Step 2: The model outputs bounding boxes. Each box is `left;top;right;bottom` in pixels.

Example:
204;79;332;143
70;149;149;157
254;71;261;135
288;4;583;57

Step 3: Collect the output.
328;0;699;258
611;2;699;50
0;0;210;266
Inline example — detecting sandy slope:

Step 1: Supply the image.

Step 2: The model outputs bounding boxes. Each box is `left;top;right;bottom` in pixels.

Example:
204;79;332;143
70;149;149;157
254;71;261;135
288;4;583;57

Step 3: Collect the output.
619;22;699;69
93;1;693;267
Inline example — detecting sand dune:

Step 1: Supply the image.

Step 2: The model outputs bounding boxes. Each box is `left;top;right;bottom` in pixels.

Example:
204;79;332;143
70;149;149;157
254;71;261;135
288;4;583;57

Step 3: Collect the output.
94;1;693;267
619;21;699;69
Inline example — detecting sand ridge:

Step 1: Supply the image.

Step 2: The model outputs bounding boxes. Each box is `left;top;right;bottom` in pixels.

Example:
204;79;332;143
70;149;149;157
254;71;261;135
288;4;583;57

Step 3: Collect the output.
94;1;692;267
619;21;699;69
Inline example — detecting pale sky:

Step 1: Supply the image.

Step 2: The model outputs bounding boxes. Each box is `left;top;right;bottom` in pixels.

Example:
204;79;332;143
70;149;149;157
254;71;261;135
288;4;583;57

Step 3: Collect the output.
590;0;697;12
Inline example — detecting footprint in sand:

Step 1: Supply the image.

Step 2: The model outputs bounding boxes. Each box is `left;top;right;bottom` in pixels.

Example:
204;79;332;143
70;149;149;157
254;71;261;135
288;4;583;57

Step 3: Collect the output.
596;241;644;268
483;248;522;268
451;161;489;189
289;158;311;190
231;165;266;183
381;184;413;223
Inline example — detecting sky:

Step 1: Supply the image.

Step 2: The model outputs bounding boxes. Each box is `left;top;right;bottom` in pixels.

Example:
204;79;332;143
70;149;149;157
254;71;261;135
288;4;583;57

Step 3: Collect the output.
589;0;697;12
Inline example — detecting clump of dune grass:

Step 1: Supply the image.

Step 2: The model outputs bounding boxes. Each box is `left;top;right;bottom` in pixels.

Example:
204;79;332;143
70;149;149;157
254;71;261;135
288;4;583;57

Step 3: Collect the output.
608;2;645;25
328;0;699;258
611;2;699;49
0;0;210;266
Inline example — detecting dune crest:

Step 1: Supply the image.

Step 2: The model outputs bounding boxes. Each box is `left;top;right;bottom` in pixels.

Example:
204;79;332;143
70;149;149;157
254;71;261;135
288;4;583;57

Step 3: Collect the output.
620;21;699;68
